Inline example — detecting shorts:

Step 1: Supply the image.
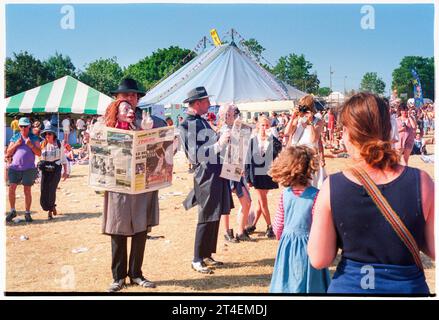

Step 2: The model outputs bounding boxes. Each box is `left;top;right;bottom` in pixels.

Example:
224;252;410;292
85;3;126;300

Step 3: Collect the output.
8;168;38;186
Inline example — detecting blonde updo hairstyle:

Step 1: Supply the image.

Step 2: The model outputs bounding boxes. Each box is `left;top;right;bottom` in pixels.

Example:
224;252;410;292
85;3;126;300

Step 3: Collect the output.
339;92;399;170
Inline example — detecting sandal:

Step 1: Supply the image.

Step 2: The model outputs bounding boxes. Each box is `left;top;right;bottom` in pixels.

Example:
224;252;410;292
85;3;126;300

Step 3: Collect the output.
52;207;57;216
107;279;126;292
48;211;53;220
130;276;156;288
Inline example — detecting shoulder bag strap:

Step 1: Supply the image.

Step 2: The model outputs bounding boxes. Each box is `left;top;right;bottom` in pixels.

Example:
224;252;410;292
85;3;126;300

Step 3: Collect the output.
351;167;424;271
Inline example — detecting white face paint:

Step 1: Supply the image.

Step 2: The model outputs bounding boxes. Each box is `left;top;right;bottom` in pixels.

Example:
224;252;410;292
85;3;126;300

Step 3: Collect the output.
117;102;135;124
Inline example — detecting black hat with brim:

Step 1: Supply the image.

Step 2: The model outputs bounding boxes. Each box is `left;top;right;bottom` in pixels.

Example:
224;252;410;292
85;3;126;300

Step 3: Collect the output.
111;78;146;97
183;86;213;104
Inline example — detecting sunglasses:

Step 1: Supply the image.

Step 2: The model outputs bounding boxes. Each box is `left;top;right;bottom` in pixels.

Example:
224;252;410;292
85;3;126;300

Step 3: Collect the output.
19;125;30;128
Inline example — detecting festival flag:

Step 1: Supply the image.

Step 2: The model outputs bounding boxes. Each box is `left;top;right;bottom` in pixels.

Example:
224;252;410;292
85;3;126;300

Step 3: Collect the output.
410;69;424;108
210;29;222;47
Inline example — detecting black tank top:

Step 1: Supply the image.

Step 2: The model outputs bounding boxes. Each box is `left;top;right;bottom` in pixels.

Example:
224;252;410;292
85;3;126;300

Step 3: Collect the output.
330;166;426;266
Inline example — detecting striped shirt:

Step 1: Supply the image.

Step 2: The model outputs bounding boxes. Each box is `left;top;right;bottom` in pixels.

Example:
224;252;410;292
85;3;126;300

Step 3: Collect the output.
40;141;67;165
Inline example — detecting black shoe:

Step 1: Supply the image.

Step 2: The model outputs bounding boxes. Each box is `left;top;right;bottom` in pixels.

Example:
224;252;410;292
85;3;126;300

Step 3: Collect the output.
130;276;156;288
192;261;213;274
6;210;17;223
266;226;275;239
108;279;126;292
224;228;239;243
204;257;224;267
236;232;256;242
245;225;256;234
24;212;33;223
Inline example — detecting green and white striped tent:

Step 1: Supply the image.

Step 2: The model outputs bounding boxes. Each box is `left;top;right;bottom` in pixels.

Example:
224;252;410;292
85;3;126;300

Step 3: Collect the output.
4;75;113;115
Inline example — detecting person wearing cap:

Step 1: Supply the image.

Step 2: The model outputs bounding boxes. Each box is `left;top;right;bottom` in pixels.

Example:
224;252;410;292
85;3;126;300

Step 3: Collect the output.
6;117;41;223
179;86;234;274
38;124;69;220
103;78;167;292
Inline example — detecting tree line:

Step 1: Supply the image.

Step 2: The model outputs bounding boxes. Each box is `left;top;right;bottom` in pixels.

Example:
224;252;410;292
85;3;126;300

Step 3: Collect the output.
5;39;434;100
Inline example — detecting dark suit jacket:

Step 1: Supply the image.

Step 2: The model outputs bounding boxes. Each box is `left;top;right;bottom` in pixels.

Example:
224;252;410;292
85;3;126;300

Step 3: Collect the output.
245;135;282;190
179;114;233;223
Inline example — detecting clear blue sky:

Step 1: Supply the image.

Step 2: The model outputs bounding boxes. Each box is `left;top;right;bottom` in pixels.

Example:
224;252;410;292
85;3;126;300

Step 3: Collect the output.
6;3;435;95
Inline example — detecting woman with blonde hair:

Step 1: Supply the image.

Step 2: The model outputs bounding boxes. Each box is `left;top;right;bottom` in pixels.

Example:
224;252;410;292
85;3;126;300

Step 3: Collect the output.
244;115;282;239
308;93;434;294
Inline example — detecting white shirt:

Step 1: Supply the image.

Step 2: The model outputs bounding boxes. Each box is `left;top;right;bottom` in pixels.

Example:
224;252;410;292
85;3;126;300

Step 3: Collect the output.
390;114;399;149
257;135;270;156
40;142;67;165
76;119;86;130
290;117;318;149
62;119;71;131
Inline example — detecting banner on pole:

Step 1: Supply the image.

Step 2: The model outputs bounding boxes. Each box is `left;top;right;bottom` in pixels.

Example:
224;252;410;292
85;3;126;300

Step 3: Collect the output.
410;69;424;108
210;29;222;47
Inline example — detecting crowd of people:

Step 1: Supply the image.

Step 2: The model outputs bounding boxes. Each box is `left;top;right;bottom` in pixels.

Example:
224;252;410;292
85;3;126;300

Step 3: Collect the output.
5;114;93;222
5;78;435;295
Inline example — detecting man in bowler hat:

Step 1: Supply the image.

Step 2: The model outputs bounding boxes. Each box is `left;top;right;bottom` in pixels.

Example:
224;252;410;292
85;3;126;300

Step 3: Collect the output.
179;86;234;274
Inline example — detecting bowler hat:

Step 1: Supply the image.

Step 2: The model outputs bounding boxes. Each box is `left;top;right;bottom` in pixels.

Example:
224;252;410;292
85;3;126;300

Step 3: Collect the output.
183;87;212;104
111;78;145;97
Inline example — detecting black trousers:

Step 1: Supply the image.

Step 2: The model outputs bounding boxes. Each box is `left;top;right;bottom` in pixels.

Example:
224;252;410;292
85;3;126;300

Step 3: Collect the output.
40;165;62;211
193;220;220;263
111;231;148;280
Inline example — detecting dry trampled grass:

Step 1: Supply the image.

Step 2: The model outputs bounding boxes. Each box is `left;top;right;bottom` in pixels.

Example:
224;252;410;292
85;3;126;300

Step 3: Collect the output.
5;142;435;293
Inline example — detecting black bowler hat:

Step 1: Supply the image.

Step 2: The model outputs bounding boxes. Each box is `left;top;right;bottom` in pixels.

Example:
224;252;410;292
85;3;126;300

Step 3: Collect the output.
111;78;146;97
183;86;213;104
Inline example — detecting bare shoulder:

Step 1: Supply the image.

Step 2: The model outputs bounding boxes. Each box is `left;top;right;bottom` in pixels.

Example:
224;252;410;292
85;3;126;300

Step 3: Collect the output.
316;177;331;201
419;169;434;190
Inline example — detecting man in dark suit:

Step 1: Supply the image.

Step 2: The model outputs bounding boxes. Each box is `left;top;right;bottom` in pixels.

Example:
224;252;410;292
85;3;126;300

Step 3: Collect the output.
179;87;233;274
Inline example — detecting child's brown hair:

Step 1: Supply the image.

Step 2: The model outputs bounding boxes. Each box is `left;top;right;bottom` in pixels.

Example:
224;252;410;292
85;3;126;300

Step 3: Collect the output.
269;146;318;187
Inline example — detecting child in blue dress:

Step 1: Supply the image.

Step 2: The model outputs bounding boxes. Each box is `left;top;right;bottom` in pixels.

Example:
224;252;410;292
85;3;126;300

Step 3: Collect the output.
268;146;330;293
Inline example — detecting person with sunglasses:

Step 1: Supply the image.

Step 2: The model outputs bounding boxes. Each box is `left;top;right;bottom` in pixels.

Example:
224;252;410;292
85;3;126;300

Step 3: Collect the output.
6;117;41;223
38;124;69;220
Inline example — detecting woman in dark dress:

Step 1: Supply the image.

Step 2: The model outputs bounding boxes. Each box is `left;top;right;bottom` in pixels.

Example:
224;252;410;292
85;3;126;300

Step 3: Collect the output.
308;93;434;294
245;115;282;239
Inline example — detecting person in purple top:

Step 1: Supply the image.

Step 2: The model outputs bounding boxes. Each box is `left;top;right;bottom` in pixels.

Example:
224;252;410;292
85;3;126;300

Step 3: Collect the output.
6;117;41;223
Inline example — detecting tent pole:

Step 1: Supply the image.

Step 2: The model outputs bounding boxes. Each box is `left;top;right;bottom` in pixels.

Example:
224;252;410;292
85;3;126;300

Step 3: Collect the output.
57;112;60;139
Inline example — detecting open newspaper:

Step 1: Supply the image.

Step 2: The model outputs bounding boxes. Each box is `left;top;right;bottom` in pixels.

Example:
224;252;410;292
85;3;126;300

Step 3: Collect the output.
220;121;253;182
89;124;174;194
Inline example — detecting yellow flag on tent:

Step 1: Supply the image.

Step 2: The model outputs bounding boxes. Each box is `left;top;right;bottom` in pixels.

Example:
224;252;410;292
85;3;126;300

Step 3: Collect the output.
210;29;222;46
